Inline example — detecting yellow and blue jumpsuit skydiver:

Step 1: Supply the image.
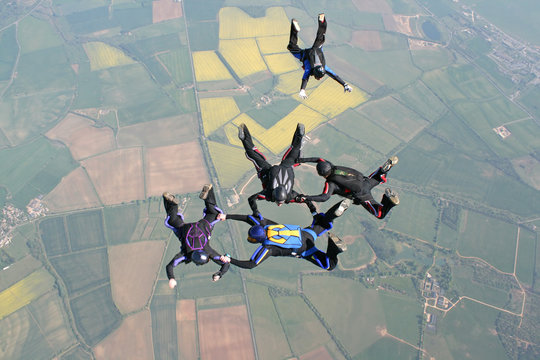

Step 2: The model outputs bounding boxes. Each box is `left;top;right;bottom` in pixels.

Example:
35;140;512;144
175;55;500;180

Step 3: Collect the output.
163;187;230;281
287;15;348;91
226;200;347;270
296;158;397;219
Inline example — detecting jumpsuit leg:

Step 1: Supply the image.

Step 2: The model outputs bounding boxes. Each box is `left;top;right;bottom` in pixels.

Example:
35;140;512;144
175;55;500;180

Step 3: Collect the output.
312;16;327;48
280;123;304;166
240;125;271;173
287;20;302;54
202;187;220;221
163;197;185;229
302;238;338;271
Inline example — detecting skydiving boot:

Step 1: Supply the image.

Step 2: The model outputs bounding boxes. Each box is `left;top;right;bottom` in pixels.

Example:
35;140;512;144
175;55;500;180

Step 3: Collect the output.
199;184;213;200
334;199;351;217
296;122;305;137
238;123;247;140
292;19;300;32
383;188;399;206
318;13;325;23
163;192;179;213
328;232;347;252
163;192;179;205
381;156;399;173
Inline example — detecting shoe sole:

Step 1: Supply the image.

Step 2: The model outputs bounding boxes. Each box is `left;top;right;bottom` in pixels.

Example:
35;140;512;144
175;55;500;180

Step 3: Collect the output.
334;199;350;217
199;184;213;199
292;20;300;32
238;124;246;140
382;156;399;172
163;192;179;205
328;232;347;252
297;123;305;137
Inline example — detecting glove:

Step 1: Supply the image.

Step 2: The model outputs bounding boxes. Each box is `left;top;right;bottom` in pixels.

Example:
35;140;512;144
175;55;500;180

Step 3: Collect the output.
168;278;177;289
212;272;222;282
295;194;306;202
299;89;308;99
344;84;352;93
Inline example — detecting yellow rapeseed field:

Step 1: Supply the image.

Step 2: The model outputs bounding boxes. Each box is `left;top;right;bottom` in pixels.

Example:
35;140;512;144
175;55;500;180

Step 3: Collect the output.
233;105;326;154
303;79;369;118
84;42;135;71
264;53;298;75
0;269;55;320
275;71;317;95
207;141;253;187
257;35;292;54
219;7;289;39
224;123;243;147
193;51;233;82
200;97;240;136
220;39;267;78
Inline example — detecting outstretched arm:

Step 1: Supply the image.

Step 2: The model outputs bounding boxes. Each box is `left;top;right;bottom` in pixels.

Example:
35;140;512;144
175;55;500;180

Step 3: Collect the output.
325;66;347;87
205;245;230;281
296;157;326;164
248;193;263;215
302;181;337;203
230;245;273;269
166;252;186;288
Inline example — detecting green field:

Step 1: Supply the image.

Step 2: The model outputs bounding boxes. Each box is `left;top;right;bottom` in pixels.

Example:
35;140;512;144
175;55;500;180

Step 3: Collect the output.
245;281;292;359
151;294;178;360
303;276;386;358
386;192;439;243
274;295;331;355
396;80;448;122
104;203;141;245
67;210;106;251
515;228;537;288
457;211;516;273
50;248;109;295
70;284;122;346
334;109;401;156
410;47;454;72
0;26;17;81
356;336;418;360
39;217;70;257
427;298;508;360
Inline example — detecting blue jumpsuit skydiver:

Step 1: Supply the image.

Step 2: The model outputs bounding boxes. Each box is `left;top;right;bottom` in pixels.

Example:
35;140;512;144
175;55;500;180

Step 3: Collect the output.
287;14;352;98
223;199;350;271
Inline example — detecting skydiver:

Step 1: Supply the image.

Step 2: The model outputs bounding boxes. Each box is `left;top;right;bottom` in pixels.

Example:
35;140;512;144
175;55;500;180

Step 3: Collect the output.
218;199;350;271
295;156;400;219
287;13;352;99
238;122;317;216
163;184;230;289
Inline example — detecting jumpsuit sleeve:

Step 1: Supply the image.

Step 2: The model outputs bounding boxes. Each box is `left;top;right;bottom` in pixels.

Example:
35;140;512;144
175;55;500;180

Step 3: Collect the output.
166;252;186;280
324;66;346;86
301;62;311;90
248;192;263;214
304;181;336;202
230;246;275;269
205;244;230;277
297;157;325;164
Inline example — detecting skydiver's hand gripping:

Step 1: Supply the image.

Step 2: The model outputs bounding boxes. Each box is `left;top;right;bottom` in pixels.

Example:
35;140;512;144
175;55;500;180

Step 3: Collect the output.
344;84;352;93
299;89;308;99
168;278;177;289
217;213;227;221
295;194;306;203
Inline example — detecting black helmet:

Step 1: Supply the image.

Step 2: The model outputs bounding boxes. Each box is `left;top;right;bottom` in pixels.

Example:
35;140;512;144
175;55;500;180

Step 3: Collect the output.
272;186;287;203
313;65;325;79
191;250;209;265
316;161;332;177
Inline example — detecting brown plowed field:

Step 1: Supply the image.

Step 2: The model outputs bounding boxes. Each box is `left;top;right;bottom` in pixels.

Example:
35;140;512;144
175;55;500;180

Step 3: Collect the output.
198;305;254;360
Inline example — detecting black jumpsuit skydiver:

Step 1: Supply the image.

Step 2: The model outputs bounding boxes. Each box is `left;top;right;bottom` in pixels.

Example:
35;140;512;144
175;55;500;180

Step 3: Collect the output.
240;123;316;215
164;187;230;281
287;15;348;91
297;158;397;219
226;200;347;270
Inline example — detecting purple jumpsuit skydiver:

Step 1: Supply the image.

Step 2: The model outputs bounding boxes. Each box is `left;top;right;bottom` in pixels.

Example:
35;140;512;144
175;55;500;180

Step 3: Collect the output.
163;186;230;282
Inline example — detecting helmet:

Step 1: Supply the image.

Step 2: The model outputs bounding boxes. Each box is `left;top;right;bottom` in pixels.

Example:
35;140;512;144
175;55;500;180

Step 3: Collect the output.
191;250;209;265
272;186;287;203
316;161;332;177
248;225;266;243
313;65;325;80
